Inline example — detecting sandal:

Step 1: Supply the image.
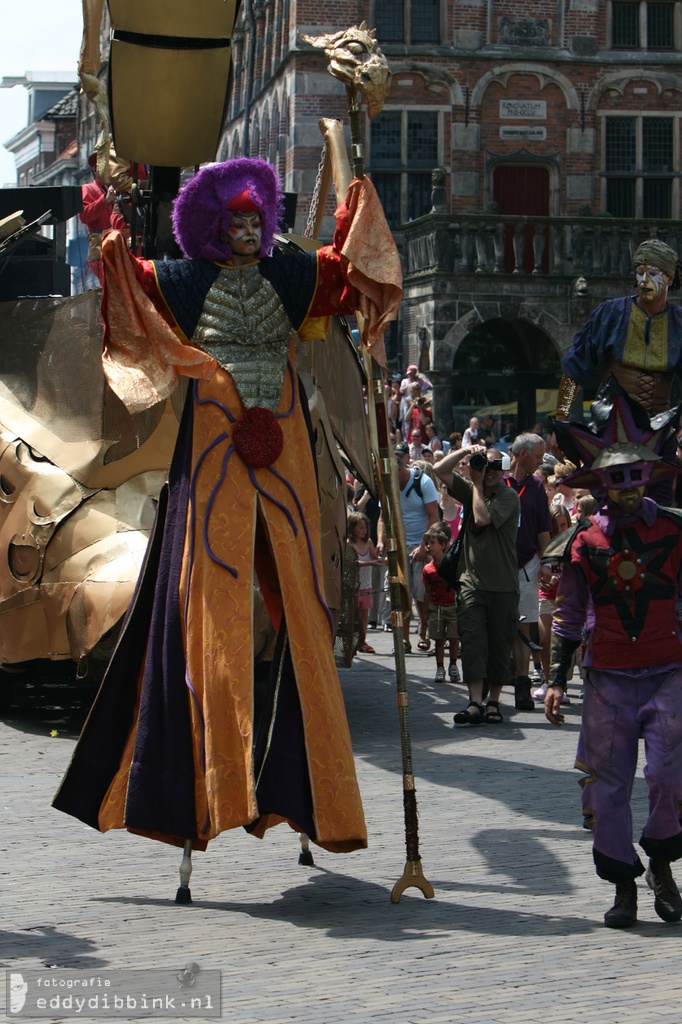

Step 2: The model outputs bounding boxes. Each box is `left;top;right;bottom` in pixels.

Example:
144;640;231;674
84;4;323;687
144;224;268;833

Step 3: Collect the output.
484;700;504;723
358;643;375;654
417;635;430;651
453;701;485;726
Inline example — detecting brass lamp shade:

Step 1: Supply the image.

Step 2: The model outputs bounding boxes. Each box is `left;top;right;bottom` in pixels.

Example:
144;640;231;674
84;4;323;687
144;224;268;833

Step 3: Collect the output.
107;0;240;167
108;0;238;37
109;40;233;166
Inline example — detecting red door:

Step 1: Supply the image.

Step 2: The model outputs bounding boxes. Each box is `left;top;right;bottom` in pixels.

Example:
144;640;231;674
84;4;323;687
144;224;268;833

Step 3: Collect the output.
493;165;550;273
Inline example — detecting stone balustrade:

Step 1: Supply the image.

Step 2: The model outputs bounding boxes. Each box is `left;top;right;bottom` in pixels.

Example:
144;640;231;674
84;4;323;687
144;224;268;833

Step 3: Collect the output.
402;212;682;280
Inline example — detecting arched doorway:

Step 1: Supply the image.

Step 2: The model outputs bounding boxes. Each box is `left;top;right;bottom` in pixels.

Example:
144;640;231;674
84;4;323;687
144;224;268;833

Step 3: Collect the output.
451;318;561;439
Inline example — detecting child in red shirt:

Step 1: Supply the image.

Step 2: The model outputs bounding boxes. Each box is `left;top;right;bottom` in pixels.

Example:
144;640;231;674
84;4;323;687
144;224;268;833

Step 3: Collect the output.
422;525;460;684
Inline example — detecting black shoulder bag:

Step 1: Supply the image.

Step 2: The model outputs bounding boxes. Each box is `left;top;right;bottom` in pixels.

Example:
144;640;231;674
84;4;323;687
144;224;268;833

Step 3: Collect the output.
436;502;469;590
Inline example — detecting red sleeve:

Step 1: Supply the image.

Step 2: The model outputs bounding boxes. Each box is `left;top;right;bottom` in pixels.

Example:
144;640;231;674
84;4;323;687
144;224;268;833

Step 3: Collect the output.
308;247;358;318
79;182;111;231
109;209;129;234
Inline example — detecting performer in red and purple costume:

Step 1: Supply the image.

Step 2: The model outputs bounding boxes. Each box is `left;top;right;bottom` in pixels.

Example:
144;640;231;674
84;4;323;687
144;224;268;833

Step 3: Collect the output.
545;389;682;928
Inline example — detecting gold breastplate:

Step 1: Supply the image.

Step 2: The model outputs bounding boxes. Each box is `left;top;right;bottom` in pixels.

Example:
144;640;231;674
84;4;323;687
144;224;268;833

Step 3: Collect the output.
192;265;293;411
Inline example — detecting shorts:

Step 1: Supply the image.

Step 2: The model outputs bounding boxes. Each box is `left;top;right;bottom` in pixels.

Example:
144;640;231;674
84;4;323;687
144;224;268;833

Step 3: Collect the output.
357;588;373;611
538;597;557;618
427;603;458;641
518;553;540;623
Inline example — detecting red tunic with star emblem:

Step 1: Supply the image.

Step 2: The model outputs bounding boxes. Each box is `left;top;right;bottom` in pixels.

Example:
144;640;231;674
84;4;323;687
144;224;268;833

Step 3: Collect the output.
571;514;682;669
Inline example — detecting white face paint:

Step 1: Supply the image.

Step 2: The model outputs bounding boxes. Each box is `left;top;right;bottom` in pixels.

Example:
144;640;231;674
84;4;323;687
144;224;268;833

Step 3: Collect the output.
226;211;263;256
635;264;670;302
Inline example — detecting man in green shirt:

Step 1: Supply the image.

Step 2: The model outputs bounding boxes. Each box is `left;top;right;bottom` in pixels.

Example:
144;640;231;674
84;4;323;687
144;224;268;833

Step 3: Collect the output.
435;445;520;724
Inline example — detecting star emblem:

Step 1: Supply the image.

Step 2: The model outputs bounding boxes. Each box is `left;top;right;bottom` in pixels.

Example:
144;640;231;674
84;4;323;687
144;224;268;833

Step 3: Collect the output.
583;524;679;639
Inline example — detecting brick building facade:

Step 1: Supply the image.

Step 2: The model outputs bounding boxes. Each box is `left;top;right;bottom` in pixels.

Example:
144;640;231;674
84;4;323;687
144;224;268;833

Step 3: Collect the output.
222;0;682;434
8;3;679;432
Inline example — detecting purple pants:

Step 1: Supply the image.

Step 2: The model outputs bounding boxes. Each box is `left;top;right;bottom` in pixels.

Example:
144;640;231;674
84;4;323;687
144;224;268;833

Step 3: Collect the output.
576;666;682;883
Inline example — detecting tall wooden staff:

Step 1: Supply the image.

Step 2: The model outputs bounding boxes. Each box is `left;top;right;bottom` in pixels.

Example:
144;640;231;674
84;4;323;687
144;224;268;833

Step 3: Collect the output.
301;24;434;903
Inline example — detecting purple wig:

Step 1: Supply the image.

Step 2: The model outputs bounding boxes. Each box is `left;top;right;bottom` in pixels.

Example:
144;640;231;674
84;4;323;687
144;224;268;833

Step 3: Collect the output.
171;158;284;261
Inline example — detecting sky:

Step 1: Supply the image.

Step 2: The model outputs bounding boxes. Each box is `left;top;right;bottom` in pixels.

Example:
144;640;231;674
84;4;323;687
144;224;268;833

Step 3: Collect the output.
0;1;83;185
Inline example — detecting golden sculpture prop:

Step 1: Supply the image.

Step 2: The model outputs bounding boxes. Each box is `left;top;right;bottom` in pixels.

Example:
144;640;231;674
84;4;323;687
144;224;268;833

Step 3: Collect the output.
299;22;392;119
78;0;111;179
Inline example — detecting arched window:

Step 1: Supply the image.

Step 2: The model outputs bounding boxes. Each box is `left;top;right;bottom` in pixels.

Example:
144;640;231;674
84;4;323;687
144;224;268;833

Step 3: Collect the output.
278;90;290;181
272;95;283;177
261;109;270;161
251;111;260;159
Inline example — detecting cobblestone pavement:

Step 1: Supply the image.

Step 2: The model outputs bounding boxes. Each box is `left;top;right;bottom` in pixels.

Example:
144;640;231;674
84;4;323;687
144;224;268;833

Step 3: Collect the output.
1;632;681;1023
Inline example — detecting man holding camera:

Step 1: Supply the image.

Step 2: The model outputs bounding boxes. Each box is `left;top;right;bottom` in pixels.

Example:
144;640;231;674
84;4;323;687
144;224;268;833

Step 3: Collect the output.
434;445;520;724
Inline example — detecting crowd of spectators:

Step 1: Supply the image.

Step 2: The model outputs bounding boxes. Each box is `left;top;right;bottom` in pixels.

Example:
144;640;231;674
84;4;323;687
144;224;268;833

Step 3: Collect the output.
344;367;608;723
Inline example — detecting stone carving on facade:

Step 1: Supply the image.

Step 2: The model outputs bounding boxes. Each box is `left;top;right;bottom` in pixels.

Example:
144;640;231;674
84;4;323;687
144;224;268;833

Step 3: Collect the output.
431;167;447;213
499;18;551;47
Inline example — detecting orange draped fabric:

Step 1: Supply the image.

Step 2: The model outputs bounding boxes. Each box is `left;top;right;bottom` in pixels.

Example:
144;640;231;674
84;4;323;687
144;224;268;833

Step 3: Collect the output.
98;352;367;851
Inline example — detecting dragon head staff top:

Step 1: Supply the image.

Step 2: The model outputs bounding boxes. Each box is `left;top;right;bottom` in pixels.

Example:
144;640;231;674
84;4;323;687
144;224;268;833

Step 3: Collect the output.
299;22;392;118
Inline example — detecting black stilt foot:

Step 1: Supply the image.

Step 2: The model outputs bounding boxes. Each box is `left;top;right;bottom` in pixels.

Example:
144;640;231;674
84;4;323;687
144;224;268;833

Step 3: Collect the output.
175;886;192;904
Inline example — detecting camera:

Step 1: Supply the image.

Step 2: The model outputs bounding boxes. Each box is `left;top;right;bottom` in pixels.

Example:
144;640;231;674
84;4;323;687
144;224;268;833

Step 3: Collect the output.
469;452;487;471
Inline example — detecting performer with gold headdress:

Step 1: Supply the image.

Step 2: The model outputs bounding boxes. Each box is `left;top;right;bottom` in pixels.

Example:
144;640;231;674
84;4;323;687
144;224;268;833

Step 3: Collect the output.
53;157;401;864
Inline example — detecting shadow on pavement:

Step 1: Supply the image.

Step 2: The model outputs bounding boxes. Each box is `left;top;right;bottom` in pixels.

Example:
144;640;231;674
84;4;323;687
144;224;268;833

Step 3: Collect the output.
0;924;109;969
342;664;651;843
92;869;601;939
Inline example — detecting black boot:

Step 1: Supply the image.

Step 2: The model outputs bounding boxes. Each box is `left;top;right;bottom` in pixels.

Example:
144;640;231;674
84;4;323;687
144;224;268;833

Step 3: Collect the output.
604;879;638;928
514;675;534;711
646;858;682;922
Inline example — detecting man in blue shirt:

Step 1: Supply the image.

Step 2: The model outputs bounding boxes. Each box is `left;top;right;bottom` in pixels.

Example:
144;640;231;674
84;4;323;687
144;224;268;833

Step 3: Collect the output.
379;457;440;652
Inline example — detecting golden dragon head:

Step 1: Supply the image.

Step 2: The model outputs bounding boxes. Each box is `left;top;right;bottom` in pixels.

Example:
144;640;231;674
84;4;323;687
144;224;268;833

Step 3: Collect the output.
299;22;392;118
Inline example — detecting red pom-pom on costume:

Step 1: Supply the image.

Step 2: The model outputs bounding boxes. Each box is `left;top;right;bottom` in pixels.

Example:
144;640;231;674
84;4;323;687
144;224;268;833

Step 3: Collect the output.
232;407;284;468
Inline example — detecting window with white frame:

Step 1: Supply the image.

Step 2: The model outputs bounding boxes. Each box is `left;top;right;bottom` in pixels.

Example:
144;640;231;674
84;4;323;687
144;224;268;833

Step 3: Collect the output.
369;110;439;228
604;115;676;218
373;0;440;44
610;1;677;49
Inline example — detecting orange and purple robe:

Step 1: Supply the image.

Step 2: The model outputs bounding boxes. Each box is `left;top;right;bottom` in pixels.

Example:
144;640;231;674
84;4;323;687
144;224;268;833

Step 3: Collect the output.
54;178;401;855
